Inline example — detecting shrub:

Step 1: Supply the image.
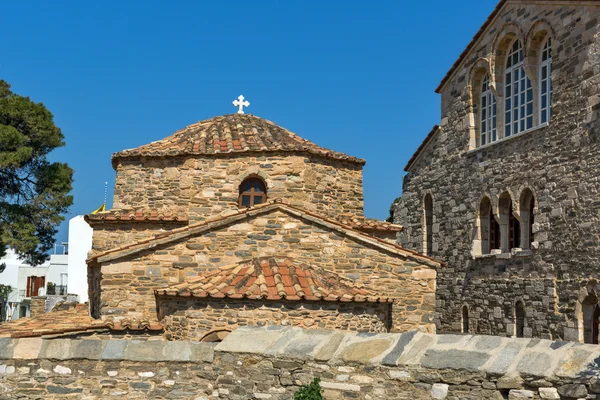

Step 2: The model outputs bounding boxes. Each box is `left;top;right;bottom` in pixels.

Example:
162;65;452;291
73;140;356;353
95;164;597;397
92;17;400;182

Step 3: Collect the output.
293;378;323;400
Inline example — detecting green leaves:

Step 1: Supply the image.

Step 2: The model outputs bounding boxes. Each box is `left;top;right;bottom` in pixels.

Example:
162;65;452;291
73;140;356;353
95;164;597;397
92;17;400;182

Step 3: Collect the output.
293;378;323;400
0;80;73;267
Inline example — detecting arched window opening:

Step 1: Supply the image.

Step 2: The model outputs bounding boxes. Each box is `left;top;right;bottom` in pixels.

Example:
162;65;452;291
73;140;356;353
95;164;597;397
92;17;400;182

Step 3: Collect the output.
423;194;433;255
509;200;521;250
519;189;535;250
480;73;497;146
540;37;552;124
515;301;525;338
477;197;498;255
238;177;267;208
582;295;600;345
505;40;533;137
462;306;469;333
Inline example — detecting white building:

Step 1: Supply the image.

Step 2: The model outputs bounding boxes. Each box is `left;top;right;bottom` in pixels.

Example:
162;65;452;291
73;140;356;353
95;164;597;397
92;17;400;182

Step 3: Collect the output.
0;215;93;321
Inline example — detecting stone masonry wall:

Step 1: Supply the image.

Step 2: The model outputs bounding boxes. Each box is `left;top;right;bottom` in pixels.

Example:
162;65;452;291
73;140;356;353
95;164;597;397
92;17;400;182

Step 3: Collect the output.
2;327;600;399
98;208;436;334
158;297;390;340
395;3;600;340
112;152;364;225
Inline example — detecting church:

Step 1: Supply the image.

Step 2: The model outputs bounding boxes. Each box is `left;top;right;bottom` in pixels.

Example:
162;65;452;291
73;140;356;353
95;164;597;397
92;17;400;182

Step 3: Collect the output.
394;1;600;343
0;103;441;340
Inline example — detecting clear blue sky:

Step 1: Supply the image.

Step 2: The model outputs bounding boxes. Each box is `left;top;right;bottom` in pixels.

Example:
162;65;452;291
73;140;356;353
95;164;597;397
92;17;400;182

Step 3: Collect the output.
1;0;497;245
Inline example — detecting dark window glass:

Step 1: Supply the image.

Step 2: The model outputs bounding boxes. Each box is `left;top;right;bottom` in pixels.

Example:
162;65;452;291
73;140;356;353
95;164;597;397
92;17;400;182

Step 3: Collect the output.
238;178;267;208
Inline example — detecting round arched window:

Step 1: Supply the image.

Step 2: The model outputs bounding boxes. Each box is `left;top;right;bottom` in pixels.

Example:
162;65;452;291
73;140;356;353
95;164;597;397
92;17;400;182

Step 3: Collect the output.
238;177;267;208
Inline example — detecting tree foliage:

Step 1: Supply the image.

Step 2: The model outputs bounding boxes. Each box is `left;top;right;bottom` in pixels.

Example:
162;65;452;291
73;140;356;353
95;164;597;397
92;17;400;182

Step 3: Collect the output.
0;80;73;267
293;378;323;400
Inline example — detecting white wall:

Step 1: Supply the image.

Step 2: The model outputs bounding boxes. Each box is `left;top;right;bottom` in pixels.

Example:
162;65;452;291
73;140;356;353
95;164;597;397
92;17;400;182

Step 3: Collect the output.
67;216;92;303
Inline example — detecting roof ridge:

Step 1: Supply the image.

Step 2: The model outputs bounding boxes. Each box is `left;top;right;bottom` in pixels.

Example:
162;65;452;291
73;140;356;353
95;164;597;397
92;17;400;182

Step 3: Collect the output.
87;200;441;268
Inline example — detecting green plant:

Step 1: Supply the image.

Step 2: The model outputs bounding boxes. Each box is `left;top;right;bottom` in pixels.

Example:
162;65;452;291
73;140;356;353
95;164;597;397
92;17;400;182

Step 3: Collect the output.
294;378;323;400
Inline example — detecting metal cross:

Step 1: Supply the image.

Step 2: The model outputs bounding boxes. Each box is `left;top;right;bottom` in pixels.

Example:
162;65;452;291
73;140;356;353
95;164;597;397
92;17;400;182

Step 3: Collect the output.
232;95;250;114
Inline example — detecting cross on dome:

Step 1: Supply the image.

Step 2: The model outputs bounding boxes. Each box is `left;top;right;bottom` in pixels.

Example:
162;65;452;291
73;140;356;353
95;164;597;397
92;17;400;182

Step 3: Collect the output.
232;95;250;114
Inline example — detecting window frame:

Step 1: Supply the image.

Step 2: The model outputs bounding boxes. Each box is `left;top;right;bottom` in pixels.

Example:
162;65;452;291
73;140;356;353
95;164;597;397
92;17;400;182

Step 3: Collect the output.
504;39;534;138
539;37;552;125
238;177;267;208
480;73;497;146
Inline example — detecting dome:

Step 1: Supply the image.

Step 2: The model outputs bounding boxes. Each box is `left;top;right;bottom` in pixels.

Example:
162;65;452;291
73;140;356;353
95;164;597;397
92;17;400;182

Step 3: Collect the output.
112;114;365;167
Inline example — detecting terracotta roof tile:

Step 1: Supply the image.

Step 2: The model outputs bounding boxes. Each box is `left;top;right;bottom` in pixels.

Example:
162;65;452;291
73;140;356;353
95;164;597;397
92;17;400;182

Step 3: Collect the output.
336;216;403;232
0;304;163;338
155;257;392;303
85;209;189;224
112;114;365;166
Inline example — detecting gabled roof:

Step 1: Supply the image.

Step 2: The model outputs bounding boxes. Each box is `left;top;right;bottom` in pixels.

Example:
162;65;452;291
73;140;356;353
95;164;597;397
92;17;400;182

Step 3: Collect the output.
111;114;366;167
155;257;392;303
87;200;441;268
404;125;440;172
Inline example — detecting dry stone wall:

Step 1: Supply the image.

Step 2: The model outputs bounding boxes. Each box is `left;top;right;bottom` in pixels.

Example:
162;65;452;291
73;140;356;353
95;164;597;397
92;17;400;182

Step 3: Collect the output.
2;327;600;399
159;298;390;340
395;3;600;339
112;153;364;225
98;208;436;334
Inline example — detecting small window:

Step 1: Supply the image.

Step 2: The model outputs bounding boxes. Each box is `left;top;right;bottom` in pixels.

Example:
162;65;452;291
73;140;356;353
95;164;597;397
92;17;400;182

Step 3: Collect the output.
423;194;433;255
582;296;600;344
540;38;552;124
489;208;500;252
515;301;525;338
238;177;267;208
462;306;469;333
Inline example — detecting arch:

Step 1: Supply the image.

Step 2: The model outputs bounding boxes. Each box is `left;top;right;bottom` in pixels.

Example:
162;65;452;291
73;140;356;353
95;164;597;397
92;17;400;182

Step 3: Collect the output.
238;176;268;208
423;193;434;256
199;329;231;343
525;19;557;68
235;168;272;192
515;300;526;338
504;38;534;137
491;22;528;94
474;195;498;255
467;59;495;149
581;295;600;344
462;305;469;334
519;188;535;249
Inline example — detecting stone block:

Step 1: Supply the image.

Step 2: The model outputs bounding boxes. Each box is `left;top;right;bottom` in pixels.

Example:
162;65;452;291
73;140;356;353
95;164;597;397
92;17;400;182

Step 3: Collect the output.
102;340;127;360
538;387;560;400
420;349;489;371
215;326;289;354
69;340;106;360
431;383;449;399
508;389;534;399
557;384;587;398
13;338;42;359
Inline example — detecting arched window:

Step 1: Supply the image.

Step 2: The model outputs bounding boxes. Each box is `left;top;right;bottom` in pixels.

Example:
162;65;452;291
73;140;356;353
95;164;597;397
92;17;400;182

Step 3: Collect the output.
477;197;498;255
508;199;521;250
489;205;501;252
505;40;533;137
499;194;519;251
462;306;469;333
515;301;525;338
238;177;267;208
582;295;600;344
423;194;433;255
519;189;535;249
480;73;497;146
540;37;553;124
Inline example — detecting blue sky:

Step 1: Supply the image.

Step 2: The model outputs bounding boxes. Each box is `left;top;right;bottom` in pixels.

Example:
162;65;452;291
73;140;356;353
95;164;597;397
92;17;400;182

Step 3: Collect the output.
1;0;498;245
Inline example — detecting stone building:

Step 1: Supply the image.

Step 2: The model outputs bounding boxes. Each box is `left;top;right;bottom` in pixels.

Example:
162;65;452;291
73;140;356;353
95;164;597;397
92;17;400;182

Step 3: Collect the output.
394;0;600;342
75;113;440;341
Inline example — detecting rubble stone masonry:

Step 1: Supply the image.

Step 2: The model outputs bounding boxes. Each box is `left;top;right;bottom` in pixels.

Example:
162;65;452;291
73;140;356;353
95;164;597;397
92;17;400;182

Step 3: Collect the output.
395;2;600;340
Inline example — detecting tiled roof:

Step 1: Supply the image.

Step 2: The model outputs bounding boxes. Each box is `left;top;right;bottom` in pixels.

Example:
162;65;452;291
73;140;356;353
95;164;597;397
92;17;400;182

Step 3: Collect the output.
155;257;393;303
337;216;402;232
404;125;440;172
112;114;365;166
85;209;189;224
0;304;163;338
87;199;442;269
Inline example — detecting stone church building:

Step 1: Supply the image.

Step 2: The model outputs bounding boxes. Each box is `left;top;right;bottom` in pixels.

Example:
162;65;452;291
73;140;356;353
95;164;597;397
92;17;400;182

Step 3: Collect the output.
394;0;600;343
76;113;439;341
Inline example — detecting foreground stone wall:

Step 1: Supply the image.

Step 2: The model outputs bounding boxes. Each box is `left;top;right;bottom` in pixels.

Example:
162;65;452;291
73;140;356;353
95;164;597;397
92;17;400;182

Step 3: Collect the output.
1;327;600;399
98;208;436;334
158;297;390;340
395;3;600;339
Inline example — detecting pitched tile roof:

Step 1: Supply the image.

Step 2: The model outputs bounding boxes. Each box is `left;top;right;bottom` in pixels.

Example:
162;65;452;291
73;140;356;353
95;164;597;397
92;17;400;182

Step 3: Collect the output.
111;114;365;166
337;216;402;232
85;209;189;224
0;304;163;338
155;257;393;303
87;200;442;269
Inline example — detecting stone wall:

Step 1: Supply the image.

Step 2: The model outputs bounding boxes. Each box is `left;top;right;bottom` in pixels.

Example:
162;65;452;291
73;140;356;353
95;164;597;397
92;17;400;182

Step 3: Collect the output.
2;327;600;399
158;297;390;340
112;152;364;226
395;3;600;339
96;208;436;334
